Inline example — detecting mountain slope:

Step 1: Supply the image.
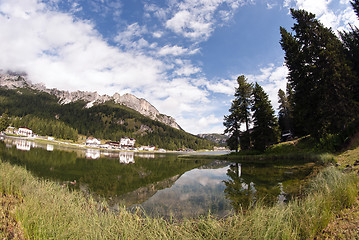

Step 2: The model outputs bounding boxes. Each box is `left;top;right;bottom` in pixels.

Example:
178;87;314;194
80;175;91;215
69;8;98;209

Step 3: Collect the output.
0;74;215;150
0;73;181;130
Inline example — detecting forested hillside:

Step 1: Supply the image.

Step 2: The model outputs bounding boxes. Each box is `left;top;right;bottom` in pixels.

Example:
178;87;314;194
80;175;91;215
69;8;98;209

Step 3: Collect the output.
0;88;216;150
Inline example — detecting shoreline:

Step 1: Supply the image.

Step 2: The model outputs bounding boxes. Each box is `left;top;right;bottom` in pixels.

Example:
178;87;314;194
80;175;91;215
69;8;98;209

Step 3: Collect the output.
0;160;356;239
1;133;227;155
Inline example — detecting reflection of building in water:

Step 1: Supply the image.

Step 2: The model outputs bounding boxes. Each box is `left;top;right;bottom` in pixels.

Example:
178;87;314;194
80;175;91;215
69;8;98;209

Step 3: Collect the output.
47;144;54;151
119;152;134;164
86;149;100;159
16;140;32;151
136;153;155;159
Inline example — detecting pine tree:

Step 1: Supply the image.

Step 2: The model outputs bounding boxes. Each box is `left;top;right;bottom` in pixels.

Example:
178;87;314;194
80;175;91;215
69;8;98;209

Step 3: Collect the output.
0;112;10;132
340;0;359;102
251;83;280;151
277;86;293;134
280;9;357;138
223;75;253;151
224;100;241;152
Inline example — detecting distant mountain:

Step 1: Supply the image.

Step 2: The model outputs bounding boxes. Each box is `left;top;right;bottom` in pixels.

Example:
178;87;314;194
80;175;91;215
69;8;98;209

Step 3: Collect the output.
0;73;216;150
197;133;228;145
0;73;181;130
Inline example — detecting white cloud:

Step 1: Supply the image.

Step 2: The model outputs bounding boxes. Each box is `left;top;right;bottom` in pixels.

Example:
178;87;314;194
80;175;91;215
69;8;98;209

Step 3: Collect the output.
246;64;288;110
158;45;189;56
205;79;237;95
0;0;219;136
284;0;359;32
152;31;163;38
173;60;201;76
164;0;244;41
114;23;149;49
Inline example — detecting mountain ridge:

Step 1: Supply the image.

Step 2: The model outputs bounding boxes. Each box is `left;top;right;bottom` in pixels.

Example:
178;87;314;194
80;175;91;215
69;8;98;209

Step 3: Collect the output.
0;73;181;130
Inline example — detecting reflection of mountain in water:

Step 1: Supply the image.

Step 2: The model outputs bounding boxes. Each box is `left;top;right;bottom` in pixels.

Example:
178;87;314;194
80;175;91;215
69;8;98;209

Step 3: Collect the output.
0;139;210;208
198;160;232;170
108;174;181;209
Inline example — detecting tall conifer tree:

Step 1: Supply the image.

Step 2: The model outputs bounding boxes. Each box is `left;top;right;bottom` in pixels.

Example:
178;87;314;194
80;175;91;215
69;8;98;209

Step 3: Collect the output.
280;9;356;138
340;0;359;102
251;83;280;151
224;75;253;151
277;88;292;134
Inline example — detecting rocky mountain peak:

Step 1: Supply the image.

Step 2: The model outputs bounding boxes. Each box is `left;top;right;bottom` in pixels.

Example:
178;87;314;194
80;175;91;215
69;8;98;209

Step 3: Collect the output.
0;73;181;130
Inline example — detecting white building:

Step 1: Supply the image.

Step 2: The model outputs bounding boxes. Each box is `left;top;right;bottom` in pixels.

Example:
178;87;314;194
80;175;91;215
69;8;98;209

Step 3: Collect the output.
17;128;33;137
139;145;156;151
86;137;101;146
120;137;136;148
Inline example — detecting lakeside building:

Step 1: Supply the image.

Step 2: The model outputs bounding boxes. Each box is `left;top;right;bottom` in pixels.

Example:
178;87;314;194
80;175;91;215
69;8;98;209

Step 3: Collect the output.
120;137;136;148
86;137;101;147
139;145;156;151
17;127;33;137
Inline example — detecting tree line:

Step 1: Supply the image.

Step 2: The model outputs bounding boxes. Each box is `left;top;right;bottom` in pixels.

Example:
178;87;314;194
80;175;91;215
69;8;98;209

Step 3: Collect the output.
224;1;359;152
224;76;279;152
0;88;216;150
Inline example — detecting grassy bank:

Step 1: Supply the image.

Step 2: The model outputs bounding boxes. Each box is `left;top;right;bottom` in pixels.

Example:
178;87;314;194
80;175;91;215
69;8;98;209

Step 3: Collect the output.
180;137;336;165
0;160;357;239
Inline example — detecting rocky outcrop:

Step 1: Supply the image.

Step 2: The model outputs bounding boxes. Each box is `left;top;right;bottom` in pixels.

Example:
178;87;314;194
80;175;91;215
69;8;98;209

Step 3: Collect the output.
197;133;228;144
0;73;181;130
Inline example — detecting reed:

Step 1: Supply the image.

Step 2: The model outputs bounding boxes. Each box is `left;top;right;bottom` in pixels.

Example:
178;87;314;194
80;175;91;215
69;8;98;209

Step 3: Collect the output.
0;161;356;239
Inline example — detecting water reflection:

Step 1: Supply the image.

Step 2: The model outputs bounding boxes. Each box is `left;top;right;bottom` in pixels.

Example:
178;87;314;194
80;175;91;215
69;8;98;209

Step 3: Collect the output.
86;149;101;159
0;136;319;219
134;163;233;219
47;144;54;151
223;162;317;212
119;152;134;164
223;163;256;210
16;140;32;151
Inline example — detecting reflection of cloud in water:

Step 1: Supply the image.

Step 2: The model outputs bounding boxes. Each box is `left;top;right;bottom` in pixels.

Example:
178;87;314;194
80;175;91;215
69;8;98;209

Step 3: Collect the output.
137;165;233;218
175;167;230;187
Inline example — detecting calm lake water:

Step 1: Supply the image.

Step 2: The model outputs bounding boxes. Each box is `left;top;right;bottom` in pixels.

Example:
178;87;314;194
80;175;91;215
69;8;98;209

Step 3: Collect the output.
0;136;319;219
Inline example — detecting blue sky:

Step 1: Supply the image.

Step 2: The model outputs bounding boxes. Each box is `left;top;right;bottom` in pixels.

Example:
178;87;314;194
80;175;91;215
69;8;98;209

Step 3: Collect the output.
0;0;358;134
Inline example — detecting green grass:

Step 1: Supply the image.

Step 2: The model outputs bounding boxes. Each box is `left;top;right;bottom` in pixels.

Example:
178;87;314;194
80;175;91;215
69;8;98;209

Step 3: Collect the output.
0;159;357;239
179;136;337;165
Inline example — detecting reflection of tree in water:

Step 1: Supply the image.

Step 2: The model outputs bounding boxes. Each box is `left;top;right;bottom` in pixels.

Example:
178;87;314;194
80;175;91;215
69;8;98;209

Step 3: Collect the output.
224;163;287;212
224;163;256;211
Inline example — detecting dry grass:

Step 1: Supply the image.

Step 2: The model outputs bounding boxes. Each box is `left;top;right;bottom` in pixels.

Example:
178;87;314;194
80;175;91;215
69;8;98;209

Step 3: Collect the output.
0;159;357;239
0;193;25;240
318;197;359;239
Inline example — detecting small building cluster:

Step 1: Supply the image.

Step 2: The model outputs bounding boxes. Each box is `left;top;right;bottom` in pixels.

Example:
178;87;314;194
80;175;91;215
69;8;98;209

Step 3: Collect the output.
6;127;34;137
86;137;137;150
4;125;162;152
85;136;160;152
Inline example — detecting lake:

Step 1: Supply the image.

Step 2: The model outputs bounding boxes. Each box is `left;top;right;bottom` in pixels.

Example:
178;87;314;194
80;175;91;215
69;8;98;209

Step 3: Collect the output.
0;136;319;219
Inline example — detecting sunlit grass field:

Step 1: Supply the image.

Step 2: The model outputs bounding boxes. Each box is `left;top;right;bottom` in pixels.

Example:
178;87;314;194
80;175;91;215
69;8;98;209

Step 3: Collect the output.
0;159;357;239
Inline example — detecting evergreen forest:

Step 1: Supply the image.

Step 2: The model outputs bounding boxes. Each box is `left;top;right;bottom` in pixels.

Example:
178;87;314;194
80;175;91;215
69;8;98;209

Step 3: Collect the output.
0;88;216;150
224;2;359;152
